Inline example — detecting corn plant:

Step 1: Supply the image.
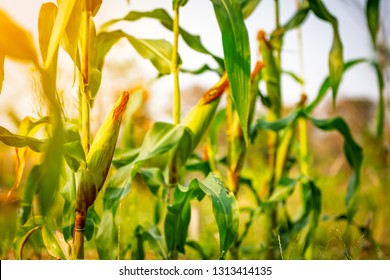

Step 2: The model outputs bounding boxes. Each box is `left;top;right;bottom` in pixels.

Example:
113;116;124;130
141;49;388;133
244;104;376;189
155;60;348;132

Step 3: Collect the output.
0;0;387;260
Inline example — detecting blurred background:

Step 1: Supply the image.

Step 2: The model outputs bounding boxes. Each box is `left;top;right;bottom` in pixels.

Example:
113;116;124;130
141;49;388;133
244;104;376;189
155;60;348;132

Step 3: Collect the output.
0;0;389;259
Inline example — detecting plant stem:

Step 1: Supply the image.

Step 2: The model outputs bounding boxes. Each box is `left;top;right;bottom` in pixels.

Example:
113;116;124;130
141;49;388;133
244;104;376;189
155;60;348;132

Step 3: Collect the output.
74;8;91;260
172;7;181;125
81;11;91;154
274;0;281;70
168;7;181;260
74;209;86;259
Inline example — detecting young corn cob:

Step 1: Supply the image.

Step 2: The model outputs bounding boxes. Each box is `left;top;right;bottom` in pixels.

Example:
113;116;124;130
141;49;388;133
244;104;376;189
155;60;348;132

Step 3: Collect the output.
168;74;228;188
74;90;129;259
227;61;265;194
183;73;228;151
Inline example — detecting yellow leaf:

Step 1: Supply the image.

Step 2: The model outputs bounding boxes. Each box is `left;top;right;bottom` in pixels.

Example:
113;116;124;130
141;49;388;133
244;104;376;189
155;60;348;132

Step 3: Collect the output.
0;10;38;65
38;3;58;62
45;0;76;68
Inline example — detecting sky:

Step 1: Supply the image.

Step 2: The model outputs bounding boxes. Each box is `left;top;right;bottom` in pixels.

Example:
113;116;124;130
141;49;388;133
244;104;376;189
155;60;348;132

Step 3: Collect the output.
0;0;388;126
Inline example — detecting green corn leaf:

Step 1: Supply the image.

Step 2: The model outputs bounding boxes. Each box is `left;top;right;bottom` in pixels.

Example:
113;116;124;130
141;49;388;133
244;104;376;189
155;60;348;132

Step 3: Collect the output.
96;211;118;260
373;62;385;140
185;157;212;176
85;206;100;241
104;122;186;213
267;177;298;203
42;223;70;260
112;148;140;168
308;0;343;103
44;0;76;68
127;34;173;75
7;117;49;198
180;64;221;75
38;124;64;216
208;109;226;171
88;18;101;99
250;111;299;141
309;115;362;221
0;10;39;65
165;183;205;256
103;163;133;213
63;123;85;172
258;32;281;117
0;54;4;93
241;0;262;18
97;30;173;75
366;0;380;47
171;127;193;169
61;168;76;241
19;165;44;224
283;70;305;85
173;0;189;9
100;9;224;68
0;126;47;152
211;0;251;144
300;180;322;258
307;58;385;139
134;225;166;260
139;167;166;197
186;240;210;260
63;141;85;172
131;122;186;175
306;58;367;113
270;0;309;50
275;1;310;35
13;216;45;260
196;173;239;260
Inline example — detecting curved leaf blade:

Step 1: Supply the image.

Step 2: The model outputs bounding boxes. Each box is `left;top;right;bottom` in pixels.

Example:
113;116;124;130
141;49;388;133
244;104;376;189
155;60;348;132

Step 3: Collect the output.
211;0;251;144
103;122;186;213
308;0;343;102
0;126;47;152
306;59;368;113
164;183;205;256
13;216;45;260
96;211;118;259
97;30;173;75
42;224;70;260
45;0;76;67
100;9;224;68
197;173;239;259
309;115;362;221
241;0;262;18
366;0;380;47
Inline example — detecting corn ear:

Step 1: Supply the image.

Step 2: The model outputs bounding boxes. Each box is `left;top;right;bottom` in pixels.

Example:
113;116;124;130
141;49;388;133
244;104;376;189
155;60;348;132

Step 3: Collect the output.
258;30;281;118
183;73;228;150
76;91;129;211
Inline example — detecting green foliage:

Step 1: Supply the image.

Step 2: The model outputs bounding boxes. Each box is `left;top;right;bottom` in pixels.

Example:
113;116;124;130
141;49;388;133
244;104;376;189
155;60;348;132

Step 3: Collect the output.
13;216;45;260
97;30;174;75
211;0;251;144
1;0;384;261
366;0;380;47
308;0;344;102
101;9;224;69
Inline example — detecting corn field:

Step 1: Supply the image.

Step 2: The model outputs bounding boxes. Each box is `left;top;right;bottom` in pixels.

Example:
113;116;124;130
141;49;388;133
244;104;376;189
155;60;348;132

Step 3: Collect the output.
0;0;389;260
